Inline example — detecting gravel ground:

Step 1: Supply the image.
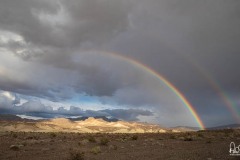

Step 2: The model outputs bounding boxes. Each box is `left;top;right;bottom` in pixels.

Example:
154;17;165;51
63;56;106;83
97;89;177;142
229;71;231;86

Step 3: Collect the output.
0;130;240;160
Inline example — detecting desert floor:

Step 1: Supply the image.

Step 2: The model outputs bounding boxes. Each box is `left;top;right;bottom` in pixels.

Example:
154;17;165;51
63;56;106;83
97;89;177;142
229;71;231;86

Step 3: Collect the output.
0;130;240;160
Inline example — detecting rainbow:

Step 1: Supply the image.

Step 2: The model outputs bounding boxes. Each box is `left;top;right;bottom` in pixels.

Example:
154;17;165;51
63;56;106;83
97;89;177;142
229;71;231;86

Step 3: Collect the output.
208;79;240;123
83;51;205;129
143;33;239;124
185;58;240;123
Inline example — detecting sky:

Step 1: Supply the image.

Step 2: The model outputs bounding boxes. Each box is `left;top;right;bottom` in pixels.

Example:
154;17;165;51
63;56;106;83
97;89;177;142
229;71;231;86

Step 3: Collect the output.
0;0;240;128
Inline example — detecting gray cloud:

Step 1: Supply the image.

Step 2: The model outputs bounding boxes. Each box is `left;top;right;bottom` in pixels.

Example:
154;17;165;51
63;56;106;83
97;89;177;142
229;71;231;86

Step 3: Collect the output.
0;0;131;50
19;101;53;113
0;0;134;98
0;93;153;121
102;109;153;121
0;94;14;109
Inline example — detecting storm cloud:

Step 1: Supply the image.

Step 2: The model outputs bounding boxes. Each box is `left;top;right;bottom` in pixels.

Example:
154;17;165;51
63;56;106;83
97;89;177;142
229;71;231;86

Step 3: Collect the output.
0;0;240;127
0;91;153;121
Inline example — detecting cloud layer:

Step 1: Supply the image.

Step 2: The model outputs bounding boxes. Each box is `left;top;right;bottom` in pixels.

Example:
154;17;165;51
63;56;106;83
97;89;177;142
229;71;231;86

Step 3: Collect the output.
0;91;153;121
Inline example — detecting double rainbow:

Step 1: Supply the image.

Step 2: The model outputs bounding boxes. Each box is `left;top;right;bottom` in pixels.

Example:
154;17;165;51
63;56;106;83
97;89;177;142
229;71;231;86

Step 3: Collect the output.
84;51;205;129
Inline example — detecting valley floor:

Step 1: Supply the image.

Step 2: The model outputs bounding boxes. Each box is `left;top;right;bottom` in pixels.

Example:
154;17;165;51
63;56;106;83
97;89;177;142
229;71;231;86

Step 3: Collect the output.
0;130;239;160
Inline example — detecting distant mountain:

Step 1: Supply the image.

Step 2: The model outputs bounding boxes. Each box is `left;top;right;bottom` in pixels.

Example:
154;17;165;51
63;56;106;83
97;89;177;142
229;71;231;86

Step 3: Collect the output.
171;126;201;132
7;114;240;133
0;114;36;122
0;114;119;122
68;116;119;122
0;116;169;133
207;124;240;130
173;124;240;131
3;114;240;133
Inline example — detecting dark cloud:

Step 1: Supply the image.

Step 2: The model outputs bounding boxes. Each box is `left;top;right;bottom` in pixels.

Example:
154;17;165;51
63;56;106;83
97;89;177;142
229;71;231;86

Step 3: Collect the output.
0;0;134;98
102;109;153;121
0;93;153;121
0;0;59;48
0;0;131;49
19;101;53;113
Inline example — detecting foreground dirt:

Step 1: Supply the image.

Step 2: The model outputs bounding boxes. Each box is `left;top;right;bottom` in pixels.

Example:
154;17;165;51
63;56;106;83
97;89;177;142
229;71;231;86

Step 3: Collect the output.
0;130;240;160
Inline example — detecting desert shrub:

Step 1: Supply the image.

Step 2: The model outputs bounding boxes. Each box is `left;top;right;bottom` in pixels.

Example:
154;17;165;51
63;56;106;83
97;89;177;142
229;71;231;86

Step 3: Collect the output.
178;137;185;141
26;135;39;140
69;151;85;160
90;146;101;154
120;138;126;143
119;135;128;142
88;136;96;143
131;135;138;141
184;136;193;141
158;138;164;140
169;135;176;139
197;133;204;138
50;132;57;138
9;145;20;151
26;136;33;140
12;133;17;138
79;139;89;145
100;137;109;146
34;135;40;140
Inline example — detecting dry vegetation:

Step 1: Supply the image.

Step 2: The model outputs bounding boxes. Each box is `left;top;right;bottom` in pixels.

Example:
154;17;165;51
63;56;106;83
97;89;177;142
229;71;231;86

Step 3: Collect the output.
0;129;240;160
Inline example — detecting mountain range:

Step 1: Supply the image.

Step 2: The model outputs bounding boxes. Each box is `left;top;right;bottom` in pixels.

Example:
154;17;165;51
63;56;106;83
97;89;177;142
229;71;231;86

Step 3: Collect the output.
0;114;239;133
0;114;168;133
